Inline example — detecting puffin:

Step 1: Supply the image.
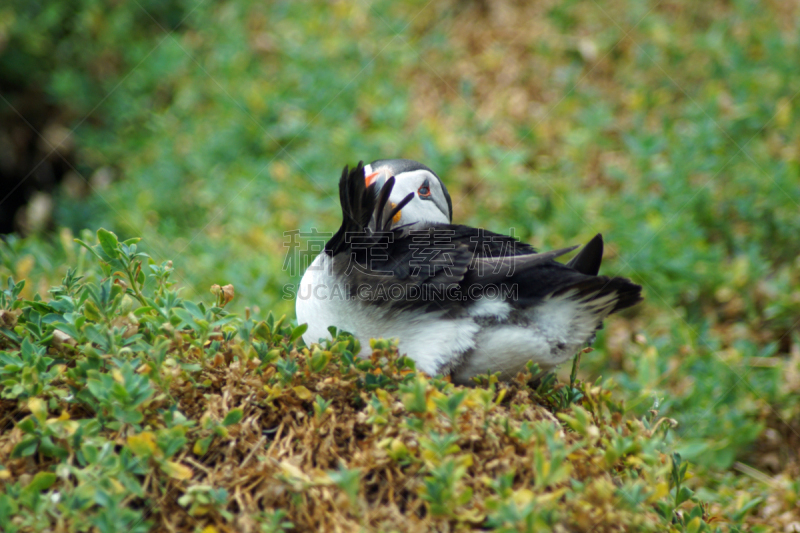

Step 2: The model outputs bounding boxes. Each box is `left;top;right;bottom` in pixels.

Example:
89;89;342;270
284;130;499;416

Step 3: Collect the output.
295;159;642;384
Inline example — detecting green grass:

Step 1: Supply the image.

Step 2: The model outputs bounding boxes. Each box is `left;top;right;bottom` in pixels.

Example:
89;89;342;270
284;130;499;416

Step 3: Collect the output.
0;231;727;531
2;0;800;531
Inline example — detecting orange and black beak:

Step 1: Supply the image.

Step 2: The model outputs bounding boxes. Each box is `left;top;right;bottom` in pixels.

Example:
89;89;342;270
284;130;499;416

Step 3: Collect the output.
364;170;385;190
365;170;401;223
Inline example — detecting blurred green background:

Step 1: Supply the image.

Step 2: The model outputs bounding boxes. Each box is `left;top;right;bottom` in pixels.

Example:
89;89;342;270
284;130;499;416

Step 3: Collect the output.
2;0;800;521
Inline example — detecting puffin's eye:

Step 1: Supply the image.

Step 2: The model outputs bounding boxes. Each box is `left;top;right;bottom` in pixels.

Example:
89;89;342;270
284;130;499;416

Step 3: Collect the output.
418;185;431;197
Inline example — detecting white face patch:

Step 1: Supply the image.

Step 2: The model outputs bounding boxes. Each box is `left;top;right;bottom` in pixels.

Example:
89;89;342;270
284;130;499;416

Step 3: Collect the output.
364;161;452;227
388;169;450;227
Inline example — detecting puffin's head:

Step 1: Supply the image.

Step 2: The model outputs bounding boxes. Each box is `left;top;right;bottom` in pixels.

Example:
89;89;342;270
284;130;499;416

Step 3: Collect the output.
363;159;452;227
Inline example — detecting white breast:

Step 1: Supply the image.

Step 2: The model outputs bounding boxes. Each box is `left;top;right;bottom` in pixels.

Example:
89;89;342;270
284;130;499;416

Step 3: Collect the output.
451;289;619;384
295;254;479;375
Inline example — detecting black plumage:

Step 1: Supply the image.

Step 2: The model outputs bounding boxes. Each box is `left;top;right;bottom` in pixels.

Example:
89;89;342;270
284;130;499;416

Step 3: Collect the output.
326;163;642;316
566;233;604;276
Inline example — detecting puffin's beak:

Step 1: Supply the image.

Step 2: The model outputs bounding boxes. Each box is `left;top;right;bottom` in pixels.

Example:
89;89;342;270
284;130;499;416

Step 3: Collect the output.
365;171;386;191
365;171;380;187
366;170;399;221
390;202;402;224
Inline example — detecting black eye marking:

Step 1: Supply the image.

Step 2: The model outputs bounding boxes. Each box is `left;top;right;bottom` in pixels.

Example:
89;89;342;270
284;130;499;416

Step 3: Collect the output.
418;179;431;198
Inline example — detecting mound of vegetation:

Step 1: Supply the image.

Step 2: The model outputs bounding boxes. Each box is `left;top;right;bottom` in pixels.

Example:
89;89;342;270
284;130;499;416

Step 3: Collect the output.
0;231;725;532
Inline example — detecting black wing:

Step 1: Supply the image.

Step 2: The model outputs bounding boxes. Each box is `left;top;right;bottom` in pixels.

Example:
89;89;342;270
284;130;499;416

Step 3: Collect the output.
326;163;641;314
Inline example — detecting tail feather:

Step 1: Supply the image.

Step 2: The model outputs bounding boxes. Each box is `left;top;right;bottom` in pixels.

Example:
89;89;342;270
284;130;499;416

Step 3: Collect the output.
553;275;643;315
566;233;604;276
557;233;641;316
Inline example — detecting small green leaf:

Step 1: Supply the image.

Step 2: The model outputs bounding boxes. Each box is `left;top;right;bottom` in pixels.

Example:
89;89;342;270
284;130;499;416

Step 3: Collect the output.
81;443;99;464
182;301;206;320
329;465;361;505
53;323;80;340
676;486;695;506
83;300;102;321
97;228;120;259
74;239;104;261
290;323;308;343
11;436;39;458
134;306;156;316
173;308;200;330
39;436;68;459
253;321;271;340
24;471;57;493
732;496;764;521
222;408;244;427
273;314;286;334
17;417;36;433
309;348;330;373
193;436;213;456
